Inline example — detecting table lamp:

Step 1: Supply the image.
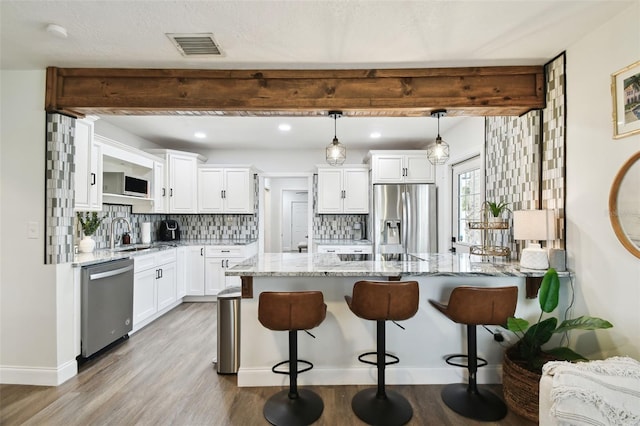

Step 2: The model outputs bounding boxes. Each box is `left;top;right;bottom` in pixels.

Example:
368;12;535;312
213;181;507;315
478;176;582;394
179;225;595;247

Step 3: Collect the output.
513;210;556;270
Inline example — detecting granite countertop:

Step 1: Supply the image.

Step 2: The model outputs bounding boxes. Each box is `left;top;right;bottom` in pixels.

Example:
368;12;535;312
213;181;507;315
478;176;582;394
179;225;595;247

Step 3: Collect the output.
313;239;373;246
227;252;570;278
72;239;257;267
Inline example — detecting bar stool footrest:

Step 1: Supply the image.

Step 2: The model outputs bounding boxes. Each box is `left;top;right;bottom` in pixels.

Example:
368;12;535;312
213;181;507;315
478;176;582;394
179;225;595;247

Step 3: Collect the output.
441;383;507;422
352;387;413;426
264;388;324;426
358;351;400;367
272;359;313;375
445;354;488;369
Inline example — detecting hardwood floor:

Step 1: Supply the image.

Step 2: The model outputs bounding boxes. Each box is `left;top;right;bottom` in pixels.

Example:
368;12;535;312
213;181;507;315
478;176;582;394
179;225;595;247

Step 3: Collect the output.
1;303;534;425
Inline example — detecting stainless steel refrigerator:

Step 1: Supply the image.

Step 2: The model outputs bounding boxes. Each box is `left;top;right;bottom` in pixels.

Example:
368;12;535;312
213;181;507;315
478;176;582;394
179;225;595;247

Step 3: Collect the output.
372;184;437;258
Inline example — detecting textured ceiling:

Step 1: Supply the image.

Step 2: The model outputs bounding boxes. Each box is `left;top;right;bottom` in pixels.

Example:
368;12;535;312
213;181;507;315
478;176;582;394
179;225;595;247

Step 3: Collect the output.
0;0;633;150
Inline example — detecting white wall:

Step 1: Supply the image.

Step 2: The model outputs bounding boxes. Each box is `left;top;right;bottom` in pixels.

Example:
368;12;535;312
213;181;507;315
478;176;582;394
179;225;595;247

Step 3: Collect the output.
94;120;163;150
565;2;640;360
0;70;74;384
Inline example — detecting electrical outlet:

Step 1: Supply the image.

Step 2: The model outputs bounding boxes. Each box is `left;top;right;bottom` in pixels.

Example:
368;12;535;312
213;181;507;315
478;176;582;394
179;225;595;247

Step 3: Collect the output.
27;221;39;239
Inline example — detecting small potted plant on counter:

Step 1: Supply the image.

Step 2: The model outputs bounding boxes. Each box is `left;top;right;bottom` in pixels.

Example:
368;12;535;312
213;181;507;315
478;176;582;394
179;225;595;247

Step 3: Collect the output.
77;212;105;253
501;268;613;422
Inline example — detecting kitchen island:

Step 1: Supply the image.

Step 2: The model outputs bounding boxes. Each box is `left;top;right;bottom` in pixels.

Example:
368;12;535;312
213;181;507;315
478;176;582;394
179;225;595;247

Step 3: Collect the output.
227;253;570;387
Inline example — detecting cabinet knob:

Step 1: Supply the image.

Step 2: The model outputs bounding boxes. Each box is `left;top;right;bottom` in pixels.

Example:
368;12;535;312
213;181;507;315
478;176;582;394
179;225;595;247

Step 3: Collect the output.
162;188;166;197
200;248;204;256
90;173;96;186
170;188;173;197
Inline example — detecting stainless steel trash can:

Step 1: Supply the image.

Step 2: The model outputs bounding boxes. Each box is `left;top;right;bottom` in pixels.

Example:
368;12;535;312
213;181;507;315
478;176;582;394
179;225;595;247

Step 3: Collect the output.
216;286;241;374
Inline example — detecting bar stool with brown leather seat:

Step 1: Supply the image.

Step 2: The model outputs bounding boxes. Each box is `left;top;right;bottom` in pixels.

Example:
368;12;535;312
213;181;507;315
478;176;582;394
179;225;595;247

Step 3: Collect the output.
258;291;327;426
429;286;518;422
345;280;419;426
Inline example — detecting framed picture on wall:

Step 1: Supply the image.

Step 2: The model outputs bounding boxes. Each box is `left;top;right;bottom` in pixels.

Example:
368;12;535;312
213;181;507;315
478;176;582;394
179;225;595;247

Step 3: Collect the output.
612;60;640;139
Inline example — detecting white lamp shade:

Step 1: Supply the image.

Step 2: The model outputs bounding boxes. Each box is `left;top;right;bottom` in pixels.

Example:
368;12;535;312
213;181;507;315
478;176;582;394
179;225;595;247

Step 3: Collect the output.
513;210;557;241
513;209;557;270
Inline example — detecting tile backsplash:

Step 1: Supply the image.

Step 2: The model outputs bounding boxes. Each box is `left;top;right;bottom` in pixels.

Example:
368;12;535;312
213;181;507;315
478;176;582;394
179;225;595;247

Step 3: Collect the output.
77;204;258;249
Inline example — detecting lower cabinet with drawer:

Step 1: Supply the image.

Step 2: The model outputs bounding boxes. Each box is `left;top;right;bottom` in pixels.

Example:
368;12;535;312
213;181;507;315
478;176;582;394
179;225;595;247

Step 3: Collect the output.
185;243;257;297
132;248;179;332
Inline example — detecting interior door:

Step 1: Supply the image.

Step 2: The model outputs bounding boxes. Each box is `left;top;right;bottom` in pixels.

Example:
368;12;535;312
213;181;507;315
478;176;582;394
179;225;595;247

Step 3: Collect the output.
290;200;308;250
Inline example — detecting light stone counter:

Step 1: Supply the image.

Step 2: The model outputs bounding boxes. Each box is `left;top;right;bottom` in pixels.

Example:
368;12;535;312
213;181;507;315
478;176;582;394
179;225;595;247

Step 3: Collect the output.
227;252;560;278
72;239;257;267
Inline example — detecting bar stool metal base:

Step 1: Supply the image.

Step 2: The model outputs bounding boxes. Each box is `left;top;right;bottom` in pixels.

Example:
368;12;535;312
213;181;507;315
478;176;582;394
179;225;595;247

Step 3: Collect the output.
264;388;324;426
441;383;507;422
352;388;413;426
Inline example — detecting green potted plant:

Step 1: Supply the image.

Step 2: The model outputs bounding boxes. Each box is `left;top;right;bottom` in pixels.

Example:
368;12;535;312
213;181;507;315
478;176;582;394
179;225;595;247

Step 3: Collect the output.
501;268;613;421
77;212;105;253
485;200;510;222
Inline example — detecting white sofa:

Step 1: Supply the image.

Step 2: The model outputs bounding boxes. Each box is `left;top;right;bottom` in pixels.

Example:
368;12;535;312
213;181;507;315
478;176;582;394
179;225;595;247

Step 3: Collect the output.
539;357;640;425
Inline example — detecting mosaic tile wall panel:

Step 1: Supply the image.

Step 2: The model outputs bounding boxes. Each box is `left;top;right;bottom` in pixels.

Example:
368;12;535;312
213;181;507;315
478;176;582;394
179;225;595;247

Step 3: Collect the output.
542;54;566;248
45;114;75;264
78;175;259;248
484;53;566;257
311;174;368;239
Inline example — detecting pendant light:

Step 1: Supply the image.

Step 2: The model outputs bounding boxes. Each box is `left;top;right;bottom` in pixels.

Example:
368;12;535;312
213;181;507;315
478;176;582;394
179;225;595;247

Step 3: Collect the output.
326;110;346;166
427;109;450;165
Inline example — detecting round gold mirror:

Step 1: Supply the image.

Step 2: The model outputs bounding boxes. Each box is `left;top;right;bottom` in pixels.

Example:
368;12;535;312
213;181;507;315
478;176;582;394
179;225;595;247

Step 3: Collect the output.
609;151;640;259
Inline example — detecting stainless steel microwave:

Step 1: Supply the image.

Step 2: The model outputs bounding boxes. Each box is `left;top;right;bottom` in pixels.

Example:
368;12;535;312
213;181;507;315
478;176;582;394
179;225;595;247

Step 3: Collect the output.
103;172;149;197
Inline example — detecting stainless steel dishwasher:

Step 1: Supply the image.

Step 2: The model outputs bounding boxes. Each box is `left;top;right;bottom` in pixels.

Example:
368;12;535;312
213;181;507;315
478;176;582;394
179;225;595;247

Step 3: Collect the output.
81;258;134;358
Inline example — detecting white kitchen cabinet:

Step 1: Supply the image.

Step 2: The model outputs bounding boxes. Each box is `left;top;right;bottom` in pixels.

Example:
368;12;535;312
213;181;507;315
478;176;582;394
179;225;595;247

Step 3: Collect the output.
74;118;102;211
147;150;205;213
369;151;434;184
198;167;255;214
317;166;369;214
186;245;206;296
204;243;257;295
133;267;157;326
152;161;166;213
133;253;158;327
132;249;178;331
156;256;177;311
176;246;187;299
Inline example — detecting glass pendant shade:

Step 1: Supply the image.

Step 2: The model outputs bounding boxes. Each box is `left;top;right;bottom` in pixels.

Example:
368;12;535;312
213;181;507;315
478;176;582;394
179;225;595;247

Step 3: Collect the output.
326;137;346;166
427;135;450;165
427;110;450;165
326;111;346;166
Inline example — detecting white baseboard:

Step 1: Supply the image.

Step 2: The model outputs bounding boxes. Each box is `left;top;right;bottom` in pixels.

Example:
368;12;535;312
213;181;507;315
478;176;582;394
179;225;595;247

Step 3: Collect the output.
183;295;217;302
0;359;77;386
237;365;503;387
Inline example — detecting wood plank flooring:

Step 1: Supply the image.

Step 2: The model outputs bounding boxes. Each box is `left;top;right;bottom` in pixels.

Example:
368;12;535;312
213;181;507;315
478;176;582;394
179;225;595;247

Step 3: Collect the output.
1;302;535;426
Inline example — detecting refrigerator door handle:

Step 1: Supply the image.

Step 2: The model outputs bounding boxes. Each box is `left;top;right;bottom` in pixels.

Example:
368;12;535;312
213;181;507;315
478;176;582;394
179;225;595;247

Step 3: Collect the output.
401;190;408;252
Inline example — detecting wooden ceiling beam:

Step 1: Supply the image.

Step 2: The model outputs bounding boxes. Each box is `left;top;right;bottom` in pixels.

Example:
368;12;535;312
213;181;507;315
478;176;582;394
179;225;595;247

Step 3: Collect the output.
45;66;545;118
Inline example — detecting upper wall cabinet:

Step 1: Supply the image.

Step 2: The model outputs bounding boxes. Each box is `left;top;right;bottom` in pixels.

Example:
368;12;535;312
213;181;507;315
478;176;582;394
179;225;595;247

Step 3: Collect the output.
198;166;255;214
368;150;434;184
148;150;206;214
317;165;369;214
74;118;102;211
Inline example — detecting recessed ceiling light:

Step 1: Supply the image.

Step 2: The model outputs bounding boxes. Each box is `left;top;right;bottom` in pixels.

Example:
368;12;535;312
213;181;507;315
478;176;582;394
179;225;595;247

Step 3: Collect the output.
278;123;291;131
370;132;381;139
194;132;206;139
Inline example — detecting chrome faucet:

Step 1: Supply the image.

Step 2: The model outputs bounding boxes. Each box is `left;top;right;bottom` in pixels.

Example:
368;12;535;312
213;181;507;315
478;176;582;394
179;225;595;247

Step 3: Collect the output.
111;217;132;249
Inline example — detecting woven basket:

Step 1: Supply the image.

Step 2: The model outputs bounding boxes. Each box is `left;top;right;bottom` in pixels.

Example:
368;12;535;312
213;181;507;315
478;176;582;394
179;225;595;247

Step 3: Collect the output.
502;348;541;423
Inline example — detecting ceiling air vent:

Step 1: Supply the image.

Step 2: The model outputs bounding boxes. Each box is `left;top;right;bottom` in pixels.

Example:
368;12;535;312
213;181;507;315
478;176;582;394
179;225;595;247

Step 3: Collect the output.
166;33;223;57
